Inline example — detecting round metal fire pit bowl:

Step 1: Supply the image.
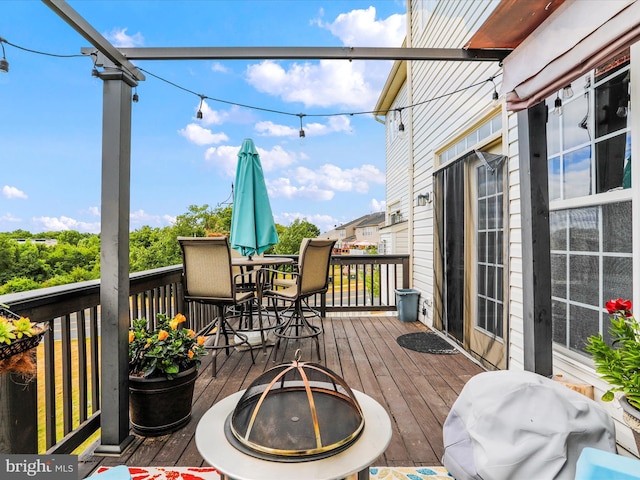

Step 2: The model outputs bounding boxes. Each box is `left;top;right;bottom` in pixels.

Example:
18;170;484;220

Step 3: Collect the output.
225;353;364;461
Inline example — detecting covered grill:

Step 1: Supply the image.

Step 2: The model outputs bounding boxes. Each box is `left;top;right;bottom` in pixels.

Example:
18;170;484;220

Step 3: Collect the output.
225;351;364;461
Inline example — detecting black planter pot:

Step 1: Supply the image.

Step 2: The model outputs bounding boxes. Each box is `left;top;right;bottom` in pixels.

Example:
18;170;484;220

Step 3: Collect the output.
129;366;197;436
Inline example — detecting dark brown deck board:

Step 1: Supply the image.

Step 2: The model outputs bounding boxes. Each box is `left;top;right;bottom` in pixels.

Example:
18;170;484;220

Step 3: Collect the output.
79;315;484;478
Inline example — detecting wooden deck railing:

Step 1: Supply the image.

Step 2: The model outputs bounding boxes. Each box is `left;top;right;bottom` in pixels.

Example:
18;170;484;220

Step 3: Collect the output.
0;254;409;456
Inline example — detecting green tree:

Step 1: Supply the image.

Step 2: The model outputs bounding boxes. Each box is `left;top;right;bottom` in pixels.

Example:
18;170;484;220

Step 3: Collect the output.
0;235;17;284
273;219;320;255
0;277;41;294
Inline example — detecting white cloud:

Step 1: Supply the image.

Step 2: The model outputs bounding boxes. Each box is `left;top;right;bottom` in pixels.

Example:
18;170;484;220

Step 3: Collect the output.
33;216;101;234
293;163;384;193
104;28;144;48
244;7;405;110
205;143;298;177
258;145;298;171
205;145;239;177
130;209;174;227
267;178;334;201
267;163;383;201
254;121;298;137
193;101;255;126
274;212;337;232
87;206;100;217
178;123;229;146
256;116;352;138
0;213;21;223
246;60;378;109
315;6;405;47
370;198;386;212
211;62;229;73
2;185;27;199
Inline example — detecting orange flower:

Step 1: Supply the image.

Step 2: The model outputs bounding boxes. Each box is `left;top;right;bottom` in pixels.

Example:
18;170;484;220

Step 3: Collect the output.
197;336;206;346
129;331;135;343
175;313;187;324
169;318;179;330
186;329;195;338
157;330;169;341
188;350;194;359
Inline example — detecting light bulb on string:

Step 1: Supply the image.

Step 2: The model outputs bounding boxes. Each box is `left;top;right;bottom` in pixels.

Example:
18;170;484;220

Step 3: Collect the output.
196;95;205;120
0;38;9;73
562;84;574;99
132;87;139;103
298;114;306;138
397;108;405;133
553;94;562;116
490;77;499;102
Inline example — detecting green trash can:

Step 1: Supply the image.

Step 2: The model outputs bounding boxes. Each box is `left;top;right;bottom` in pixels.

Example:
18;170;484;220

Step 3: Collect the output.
395;288;420;322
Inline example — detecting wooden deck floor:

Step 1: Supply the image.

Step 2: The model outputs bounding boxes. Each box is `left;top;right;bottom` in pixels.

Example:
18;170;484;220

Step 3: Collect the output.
80;315;485;478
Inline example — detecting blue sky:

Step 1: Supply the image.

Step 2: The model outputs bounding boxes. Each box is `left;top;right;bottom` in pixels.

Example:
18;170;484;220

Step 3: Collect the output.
0;1;406;234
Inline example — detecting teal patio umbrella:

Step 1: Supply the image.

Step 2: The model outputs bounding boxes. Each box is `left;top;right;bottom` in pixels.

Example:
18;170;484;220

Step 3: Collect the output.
230;138;279;259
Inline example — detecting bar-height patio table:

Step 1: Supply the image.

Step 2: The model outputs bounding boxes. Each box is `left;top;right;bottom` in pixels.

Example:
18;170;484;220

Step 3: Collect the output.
230;256;294;347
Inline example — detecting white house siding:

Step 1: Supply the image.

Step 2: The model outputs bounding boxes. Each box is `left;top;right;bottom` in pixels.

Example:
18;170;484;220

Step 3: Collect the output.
382;0;640;459
506;111;525;371
385;81;411;237
405;0;503;328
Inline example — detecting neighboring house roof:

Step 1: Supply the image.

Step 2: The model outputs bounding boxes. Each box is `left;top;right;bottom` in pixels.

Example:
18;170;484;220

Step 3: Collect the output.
356;211;385;228
320;212;385;237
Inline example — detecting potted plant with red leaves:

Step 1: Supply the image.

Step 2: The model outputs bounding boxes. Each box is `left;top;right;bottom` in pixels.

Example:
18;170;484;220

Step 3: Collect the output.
586;298;640;437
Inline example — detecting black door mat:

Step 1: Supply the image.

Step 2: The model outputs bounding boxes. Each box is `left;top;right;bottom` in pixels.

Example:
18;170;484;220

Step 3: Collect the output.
396;332;459;354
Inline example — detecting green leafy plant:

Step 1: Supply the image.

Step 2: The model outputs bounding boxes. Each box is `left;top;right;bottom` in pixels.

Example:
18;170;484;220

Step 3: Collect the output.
0;310;37;345
129;313;207;380
586;298;640;410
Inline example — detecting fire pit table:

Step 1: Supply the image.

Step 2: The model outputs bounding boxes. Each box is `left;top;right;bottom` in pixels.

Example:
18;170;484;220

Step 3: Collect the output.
195;389;392;480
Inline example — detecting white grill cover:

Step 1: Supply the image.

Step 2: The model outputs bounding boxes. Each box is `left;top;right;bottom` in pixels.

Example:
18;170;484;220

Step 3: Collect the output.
442;370;616;480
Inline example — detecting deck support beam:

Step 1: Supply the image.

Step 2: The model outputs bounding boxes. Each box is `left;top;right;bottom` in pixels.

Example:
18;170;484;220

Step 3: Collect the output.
518;101;553;376
93;67;136;455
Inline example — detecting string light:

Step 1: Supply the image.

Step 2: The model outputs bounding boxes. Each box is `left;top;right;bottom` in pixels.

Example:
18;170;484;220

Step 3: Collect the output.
553;93;562;116
196;95;205;119
0;38;8;73
490;77;499;101
1;37;505;133
397;109;405;132
562;83;573;99
132;87;139;103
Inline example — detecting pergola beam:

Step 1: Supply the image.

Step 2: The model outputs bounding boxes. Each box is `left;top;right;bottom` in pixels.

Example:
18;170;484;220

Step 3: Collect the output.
80;46;510;62
42;0;145;81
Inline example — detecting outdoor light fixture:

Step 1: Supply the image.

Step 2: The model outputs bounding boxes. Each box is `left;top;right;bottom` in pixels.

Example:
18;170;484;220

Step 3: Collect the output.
132;87;139;103
298;114;305;138
417;192;432;206
490;77;499;101
553;94;562;116
562;84;574;99
397;109;405;132
0;38;8;73
197;95;205;119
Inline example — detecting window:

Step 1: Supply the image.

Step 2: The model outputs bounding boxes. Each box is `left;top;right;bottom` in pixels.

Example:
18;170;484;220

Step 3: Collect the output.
441;116;502;163
550;202;632;354
547;52;631;201
547;52;633;357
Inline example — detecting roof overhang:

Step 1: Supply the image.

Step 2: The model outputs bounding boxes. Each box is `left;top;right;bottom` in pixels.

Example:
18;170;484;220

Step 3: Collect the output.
476;0;640;111
465;0;566;50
